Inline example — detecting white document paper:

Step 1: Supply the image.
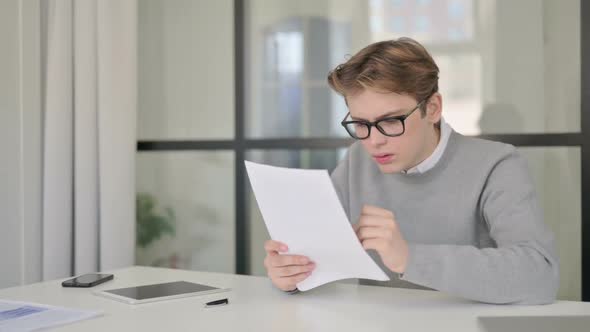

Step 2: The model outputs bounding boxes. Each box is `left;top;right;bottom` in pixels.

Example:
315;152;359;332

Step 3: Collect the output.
0;300;102;332
245;161;389;291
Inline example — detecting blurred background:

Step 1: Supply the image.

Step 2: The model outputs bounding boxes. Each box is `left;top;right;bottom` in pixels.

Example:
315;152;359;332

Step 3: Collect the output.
1;0;587;302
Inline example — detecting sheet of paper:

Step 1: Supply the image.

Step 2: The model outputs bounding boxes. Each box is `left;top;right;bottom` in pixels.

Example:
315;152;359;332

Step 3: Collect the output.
0;300;102;332
245;161;389;291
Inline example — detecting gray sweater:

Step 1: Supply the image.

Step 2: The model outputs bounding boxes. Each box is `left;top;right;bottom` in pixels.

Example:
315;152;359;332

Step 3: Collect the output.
330;130;559;304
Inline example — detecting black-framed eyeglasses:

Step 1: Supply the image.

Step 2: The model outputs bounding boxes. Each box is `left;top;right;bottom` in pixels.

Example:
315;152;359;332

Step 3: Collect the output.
340;99;427;140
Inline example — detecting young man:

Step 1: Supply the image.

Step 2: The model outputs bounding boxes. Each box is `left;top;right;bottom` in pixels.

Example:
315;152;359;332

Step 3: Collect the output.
263;38;559;304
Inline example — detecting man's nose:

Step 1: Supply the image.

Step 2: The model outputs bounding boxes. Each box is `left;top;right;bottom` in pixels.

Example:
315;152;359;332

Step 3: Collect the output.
368;127;388;146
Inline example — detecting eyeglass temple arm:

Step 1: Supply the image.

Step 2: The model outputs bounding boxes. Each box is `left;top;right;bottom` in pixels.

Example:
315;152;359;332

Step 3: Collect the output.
341;112;350;123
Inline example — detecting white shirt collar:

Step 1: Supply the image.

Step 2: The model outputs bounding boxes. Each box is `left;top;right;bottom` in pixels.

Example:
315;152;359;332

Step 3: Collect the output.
405;117;453;174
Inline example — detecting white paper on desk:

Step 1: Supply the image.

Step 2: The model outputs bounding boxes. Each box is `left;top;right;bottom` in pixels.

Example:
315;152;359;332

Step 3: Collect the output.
0;299;102;332
245;161;389;291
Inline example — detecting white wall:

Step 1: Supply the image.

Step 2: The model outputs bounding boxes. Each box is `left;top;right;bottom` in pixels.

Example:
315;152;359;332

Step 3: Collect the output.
0;0;42;289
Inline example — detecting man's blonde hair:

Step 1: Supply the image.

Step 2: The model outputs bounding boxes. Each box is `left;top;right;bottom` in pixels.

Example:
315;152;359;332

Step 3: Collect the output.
327;37;439;112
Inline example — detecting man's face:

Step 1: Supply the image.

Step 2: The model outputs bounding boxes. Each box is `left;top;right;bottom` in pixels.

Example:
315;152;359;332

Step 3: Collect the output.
346;89;442;174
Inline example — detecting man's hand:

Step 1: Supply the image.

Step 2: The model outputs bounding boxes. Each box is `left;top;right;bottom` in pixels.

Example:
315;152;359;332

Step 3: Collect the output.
263;240;315;291
355;205;409;274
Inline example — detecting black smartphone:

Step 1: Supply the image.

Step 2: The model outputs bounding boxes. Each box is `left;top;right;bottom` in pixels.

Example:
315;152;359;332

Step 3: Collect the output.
61;273;114;288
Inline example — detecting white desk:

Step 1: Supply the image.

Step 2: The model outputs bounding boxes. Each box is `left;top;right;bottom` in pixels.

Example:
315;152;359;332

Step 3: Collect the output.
0;266;589;331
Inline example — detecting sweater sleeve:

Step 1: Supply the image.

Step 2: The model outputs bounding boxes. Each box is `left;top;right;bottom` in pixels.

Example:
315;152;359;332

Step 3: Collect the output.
400;150;560;304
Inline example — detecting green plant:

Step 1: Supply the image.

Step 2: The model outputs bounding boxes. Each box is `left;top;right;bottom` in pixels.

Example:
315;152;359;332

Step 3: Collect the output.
136;192;176;248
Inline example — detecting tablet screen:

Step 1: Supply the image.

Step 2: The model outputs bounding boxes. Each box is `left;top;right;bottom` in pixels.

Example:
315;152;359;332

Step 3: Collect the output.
103;281;218;300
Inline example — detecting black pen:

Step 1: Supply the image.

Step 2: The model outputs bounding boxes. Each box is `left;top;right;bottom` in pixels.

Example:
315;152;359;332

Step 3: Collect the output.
204;298;229;308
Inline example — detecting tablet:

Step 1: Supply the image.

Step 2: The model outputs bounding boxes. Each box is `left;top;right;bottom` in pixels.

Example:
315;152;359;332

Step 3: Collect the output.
94;281;230;304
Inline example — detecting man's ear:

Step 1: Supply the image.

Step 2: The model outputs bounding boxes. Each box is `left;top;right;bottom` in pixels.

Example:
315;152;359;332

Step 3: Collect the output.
426;92;442;124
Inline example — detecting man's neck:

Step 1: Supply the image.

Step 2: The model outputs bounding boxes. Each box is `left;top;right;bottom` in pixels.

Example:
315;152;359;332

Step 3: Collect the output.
417;125;441;166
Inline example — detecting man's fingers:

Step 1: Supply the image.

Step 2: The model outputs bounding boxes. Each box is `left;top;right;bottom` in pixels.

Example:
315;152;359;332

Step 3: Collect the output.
361;238;385;252
352;223;360;233
289;270;313;284
270;262;315;278
277;271;312;291
358;215;397;229
291;271;312;284
264;240;289;254
268;254;310;268
357;226;390;241
361;205;395;219
264;241;315;291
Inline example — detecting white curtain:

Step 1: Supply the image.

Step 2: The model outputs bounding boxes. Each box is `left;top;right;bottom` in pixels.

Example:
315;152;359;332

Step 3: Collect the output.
42;0;137;279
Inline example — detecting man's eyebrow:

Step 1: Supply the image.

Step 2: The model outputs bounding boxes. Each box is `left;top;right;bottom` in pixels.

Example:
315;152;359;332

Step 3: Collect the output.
350;110;404;121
